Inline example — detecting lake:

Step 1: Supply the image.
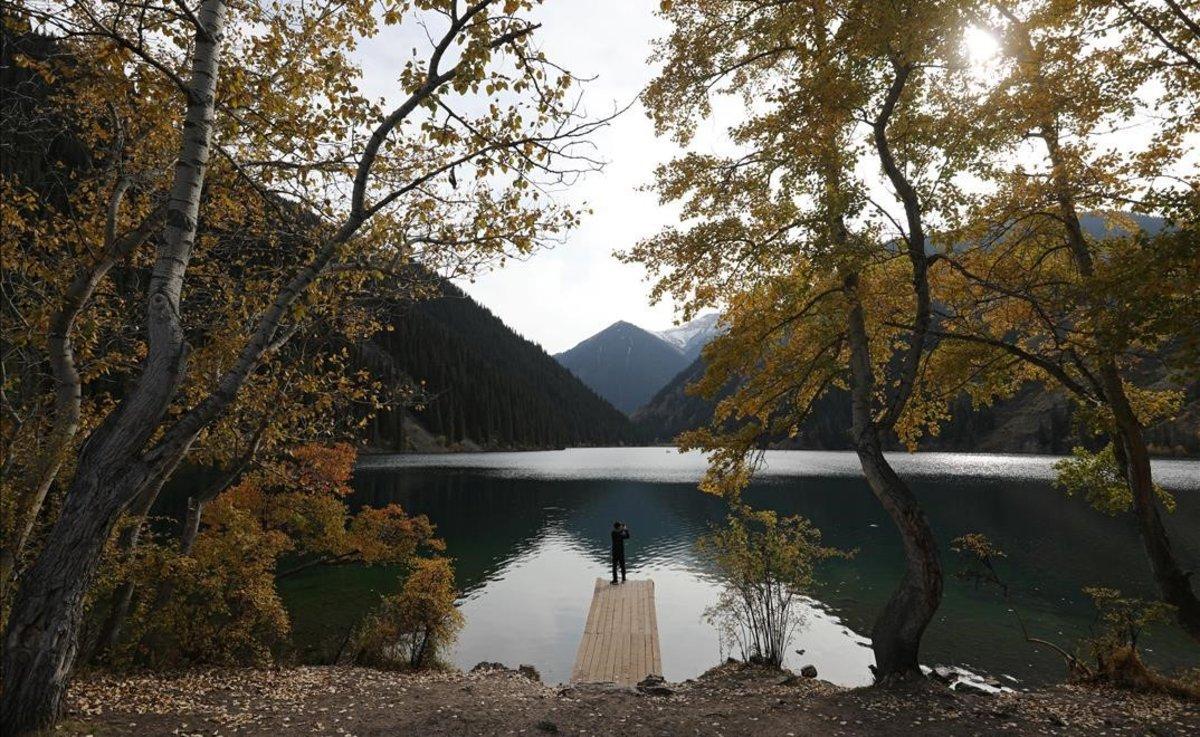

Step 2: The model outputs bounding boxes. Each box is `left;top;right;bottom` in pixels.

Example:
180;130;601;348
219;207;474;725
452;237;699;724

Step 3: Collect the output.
279;448;1200;687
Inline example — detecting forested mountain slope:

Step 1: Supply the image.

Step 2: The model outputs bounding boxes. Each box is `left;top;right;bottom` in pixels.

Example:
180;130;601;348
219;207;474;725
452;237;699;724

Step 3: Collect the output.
361;281;636;451
635;355;1200;456
633;214;1197;456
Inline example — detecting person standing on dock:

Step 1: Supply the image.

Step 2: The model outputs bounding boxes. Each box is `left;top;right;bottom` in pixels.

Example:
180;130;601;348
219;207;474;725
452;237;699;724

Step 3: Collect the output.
611;521;630;584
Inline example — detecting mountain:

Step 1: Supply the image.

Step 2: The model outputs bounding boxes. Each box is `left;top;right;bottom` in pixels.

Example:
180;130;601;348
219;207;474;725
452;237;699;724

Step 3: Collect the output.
553;313;722;415
635;213;1200;455
361;281;636;451
636;355;1199;455
553;321;692;415
633;356;856;449
654;313;722;363
630;357;715;440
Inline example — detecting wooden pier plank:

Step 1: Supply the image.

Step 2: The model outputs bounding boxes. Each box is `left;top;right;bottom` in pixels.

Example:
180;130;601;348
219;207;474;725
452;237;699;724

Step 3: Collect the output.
570;578;662;686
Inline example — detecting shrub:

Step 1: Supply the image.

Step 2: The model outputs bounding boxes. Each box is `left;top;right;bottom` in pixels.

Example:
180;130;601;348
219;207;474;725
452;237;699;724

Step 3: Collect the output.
351;556;464;669
950;535;1198;699
1080;587;1199;700
90;443;443;667
100;504;292;668
1053;444;1175;515
227;443;443;573
698;506;841;666
1082;586;1174;662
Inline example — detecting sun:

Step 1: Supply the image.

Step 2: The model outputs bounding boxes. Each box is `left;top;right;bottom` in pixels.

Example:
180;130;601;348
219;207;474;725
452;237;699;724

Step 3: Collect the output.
962;25;1001;70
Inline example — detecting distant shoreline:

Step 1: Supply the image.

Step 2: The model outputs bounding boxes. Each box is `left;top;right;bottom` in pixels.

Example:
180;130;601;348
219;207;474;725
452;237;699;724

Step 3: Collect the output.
358;442;1200;461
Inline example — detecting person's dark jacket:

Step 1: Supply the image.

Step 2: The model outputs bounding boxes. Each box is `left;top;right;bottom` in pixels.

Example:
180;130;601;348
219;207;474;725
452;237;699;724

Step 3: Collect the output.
611;527;629;553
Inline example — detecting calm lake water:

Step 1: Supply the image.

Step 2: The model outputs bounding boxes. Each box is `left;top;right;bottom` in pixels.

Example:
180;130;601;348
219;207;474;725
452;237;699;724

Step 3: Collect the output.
279;448;1200;687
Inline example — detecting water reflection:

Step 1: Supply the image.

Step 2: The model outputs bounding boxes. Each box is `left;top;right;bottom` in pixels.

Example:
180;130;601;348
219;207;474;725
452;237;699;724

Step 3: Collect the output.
281;449;1200;687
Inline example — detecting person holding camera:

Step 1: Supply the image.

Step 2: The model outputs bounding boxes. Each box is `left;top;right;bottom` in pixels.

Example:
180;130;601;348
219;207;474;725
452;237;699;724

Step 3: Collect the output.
610;521;630;584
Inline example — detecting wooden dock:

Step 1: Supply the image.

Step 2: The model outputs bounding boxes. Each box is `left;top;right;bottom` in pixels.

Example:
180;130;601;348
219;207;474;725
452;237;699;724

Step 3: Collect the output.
570;578;662;686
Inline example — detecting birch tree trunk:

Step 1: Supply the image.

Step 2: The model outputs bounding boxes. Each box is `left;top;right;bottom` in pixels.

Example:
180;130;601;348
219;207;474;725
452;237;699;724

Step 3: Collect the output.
0;2;228;731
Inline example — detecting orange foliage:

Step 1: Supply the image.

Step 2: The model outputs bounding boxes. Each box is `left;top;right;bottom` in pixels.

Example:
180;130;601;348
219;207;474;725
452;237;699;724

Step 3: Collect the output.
351;557;463;670
216;442;440;566
98;443;443;666
99;505;292;668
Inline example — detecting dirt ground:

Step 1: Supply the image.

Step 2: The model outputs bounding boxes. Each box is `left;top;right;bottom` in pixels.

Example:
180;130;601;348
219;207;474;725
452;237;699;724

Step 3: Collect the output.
57;661;1199;737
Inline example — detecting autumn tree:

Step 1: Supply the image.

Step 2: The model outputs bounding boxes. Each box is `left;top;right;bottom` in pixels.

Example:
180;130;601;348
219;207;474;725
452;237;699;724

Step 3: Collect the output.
1;6;404;600
0;19;407;656
93;443;442;667
926;0;1200;641
1;1;604;732
351;556;464;669
699;506;839;666
634;0;983;680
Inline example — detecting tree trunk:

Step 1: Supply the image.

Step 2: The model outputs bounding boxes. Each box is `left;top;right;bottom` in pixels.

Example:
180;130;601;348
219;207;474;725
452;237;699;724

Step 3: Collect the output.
0;2;228;731
179;496;206;555
1108;374;1200;642
0;472;141;734
1;441;198;734
855;437;944;678
837;56;942;681
844;271;943;680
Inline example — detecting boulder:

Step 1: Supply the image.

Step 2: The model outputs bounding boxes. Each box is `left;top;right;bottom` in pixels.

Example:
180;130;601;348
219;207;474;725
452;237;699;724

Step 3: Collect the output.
471;661;541;682
800;665;818;679
954;680;991;696
471;661;509;673
637;674;674;696
930;666;957;684
518;664;542;682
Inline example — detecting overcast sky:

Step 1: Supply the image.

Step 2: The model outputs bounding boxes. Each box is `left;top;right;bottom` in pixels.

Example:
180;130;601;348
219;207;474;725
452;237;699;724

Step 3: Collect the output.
356;2;694;354
462;2;683;353
348;3;1191;355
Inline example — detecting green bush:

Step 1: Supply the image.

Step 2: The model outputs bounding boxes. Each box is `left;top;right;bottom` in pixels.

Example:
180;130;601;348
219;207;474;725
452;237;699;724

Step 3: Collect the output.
698;506;841;666
351;556;464;669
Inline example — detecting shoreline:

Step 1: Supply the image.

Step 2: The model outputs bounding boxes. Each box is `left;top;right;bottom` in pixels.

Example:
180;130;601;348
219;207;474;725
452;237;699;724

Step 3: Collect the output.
61;662;1199;737
357;443;1200;461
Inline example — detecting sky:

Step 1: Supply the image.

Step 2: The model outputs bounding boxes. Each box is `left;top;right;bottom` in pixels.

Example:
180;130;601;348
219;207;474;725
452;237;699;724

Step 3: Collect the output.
355;1;692;354
347;2;1192;355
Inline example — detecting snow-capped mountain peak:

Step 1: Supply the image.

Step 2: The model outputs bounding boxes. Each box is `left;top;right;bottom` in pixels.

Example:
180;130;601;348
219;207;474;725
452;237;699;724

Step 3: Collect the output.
654;313;721;358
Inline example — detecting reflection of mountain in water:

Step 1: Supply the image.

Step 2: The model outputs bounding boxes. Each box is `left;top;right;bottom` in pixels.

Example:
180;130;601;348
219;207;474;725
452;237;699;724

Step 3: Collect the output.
346;457;1200;683
355;466;1199;611
352;471;728;594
